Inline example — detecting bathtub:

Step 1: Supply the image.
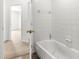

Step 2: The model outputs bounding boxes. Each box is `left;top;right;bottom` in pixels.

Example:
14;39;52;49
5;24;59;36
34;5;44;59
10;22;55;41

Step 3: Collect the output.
35;40;79;59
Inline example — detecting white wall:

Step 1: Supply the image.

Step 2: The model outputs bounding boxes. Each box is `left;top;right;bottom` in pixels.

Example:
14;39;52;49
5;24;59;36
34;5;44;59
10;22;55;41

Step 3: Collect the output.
52;0;79;50
32;0;52;43
0;0;3;58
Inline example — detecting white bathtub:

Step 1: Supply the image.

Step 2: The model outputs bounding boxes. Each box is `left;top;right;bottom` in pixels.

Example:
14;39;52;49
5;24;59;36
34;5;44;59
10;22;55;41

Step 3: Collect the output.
35;40;79;59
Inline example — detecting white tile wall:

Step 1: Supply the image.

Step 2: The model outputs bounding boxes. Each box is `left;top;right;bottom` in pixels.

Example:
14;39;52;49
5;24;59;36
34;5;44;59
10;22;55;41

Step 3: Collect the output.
52;0;79;50
32;0;52;43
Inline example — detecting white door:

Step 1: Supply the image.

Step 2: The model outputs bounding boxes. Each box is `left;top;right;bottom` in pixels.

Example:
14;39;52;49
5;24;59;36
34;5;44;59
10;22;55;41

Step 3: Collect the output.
4;0;33;42
9;1;33;43
10;4;33;59
4;0;33;59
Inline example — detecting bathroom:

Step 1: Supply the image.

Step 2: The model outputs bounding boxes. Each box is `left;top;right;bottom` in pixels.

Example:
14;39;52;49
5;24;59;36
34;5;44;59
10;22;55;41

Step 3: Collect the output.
0;0;79;59
32;0;79;59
